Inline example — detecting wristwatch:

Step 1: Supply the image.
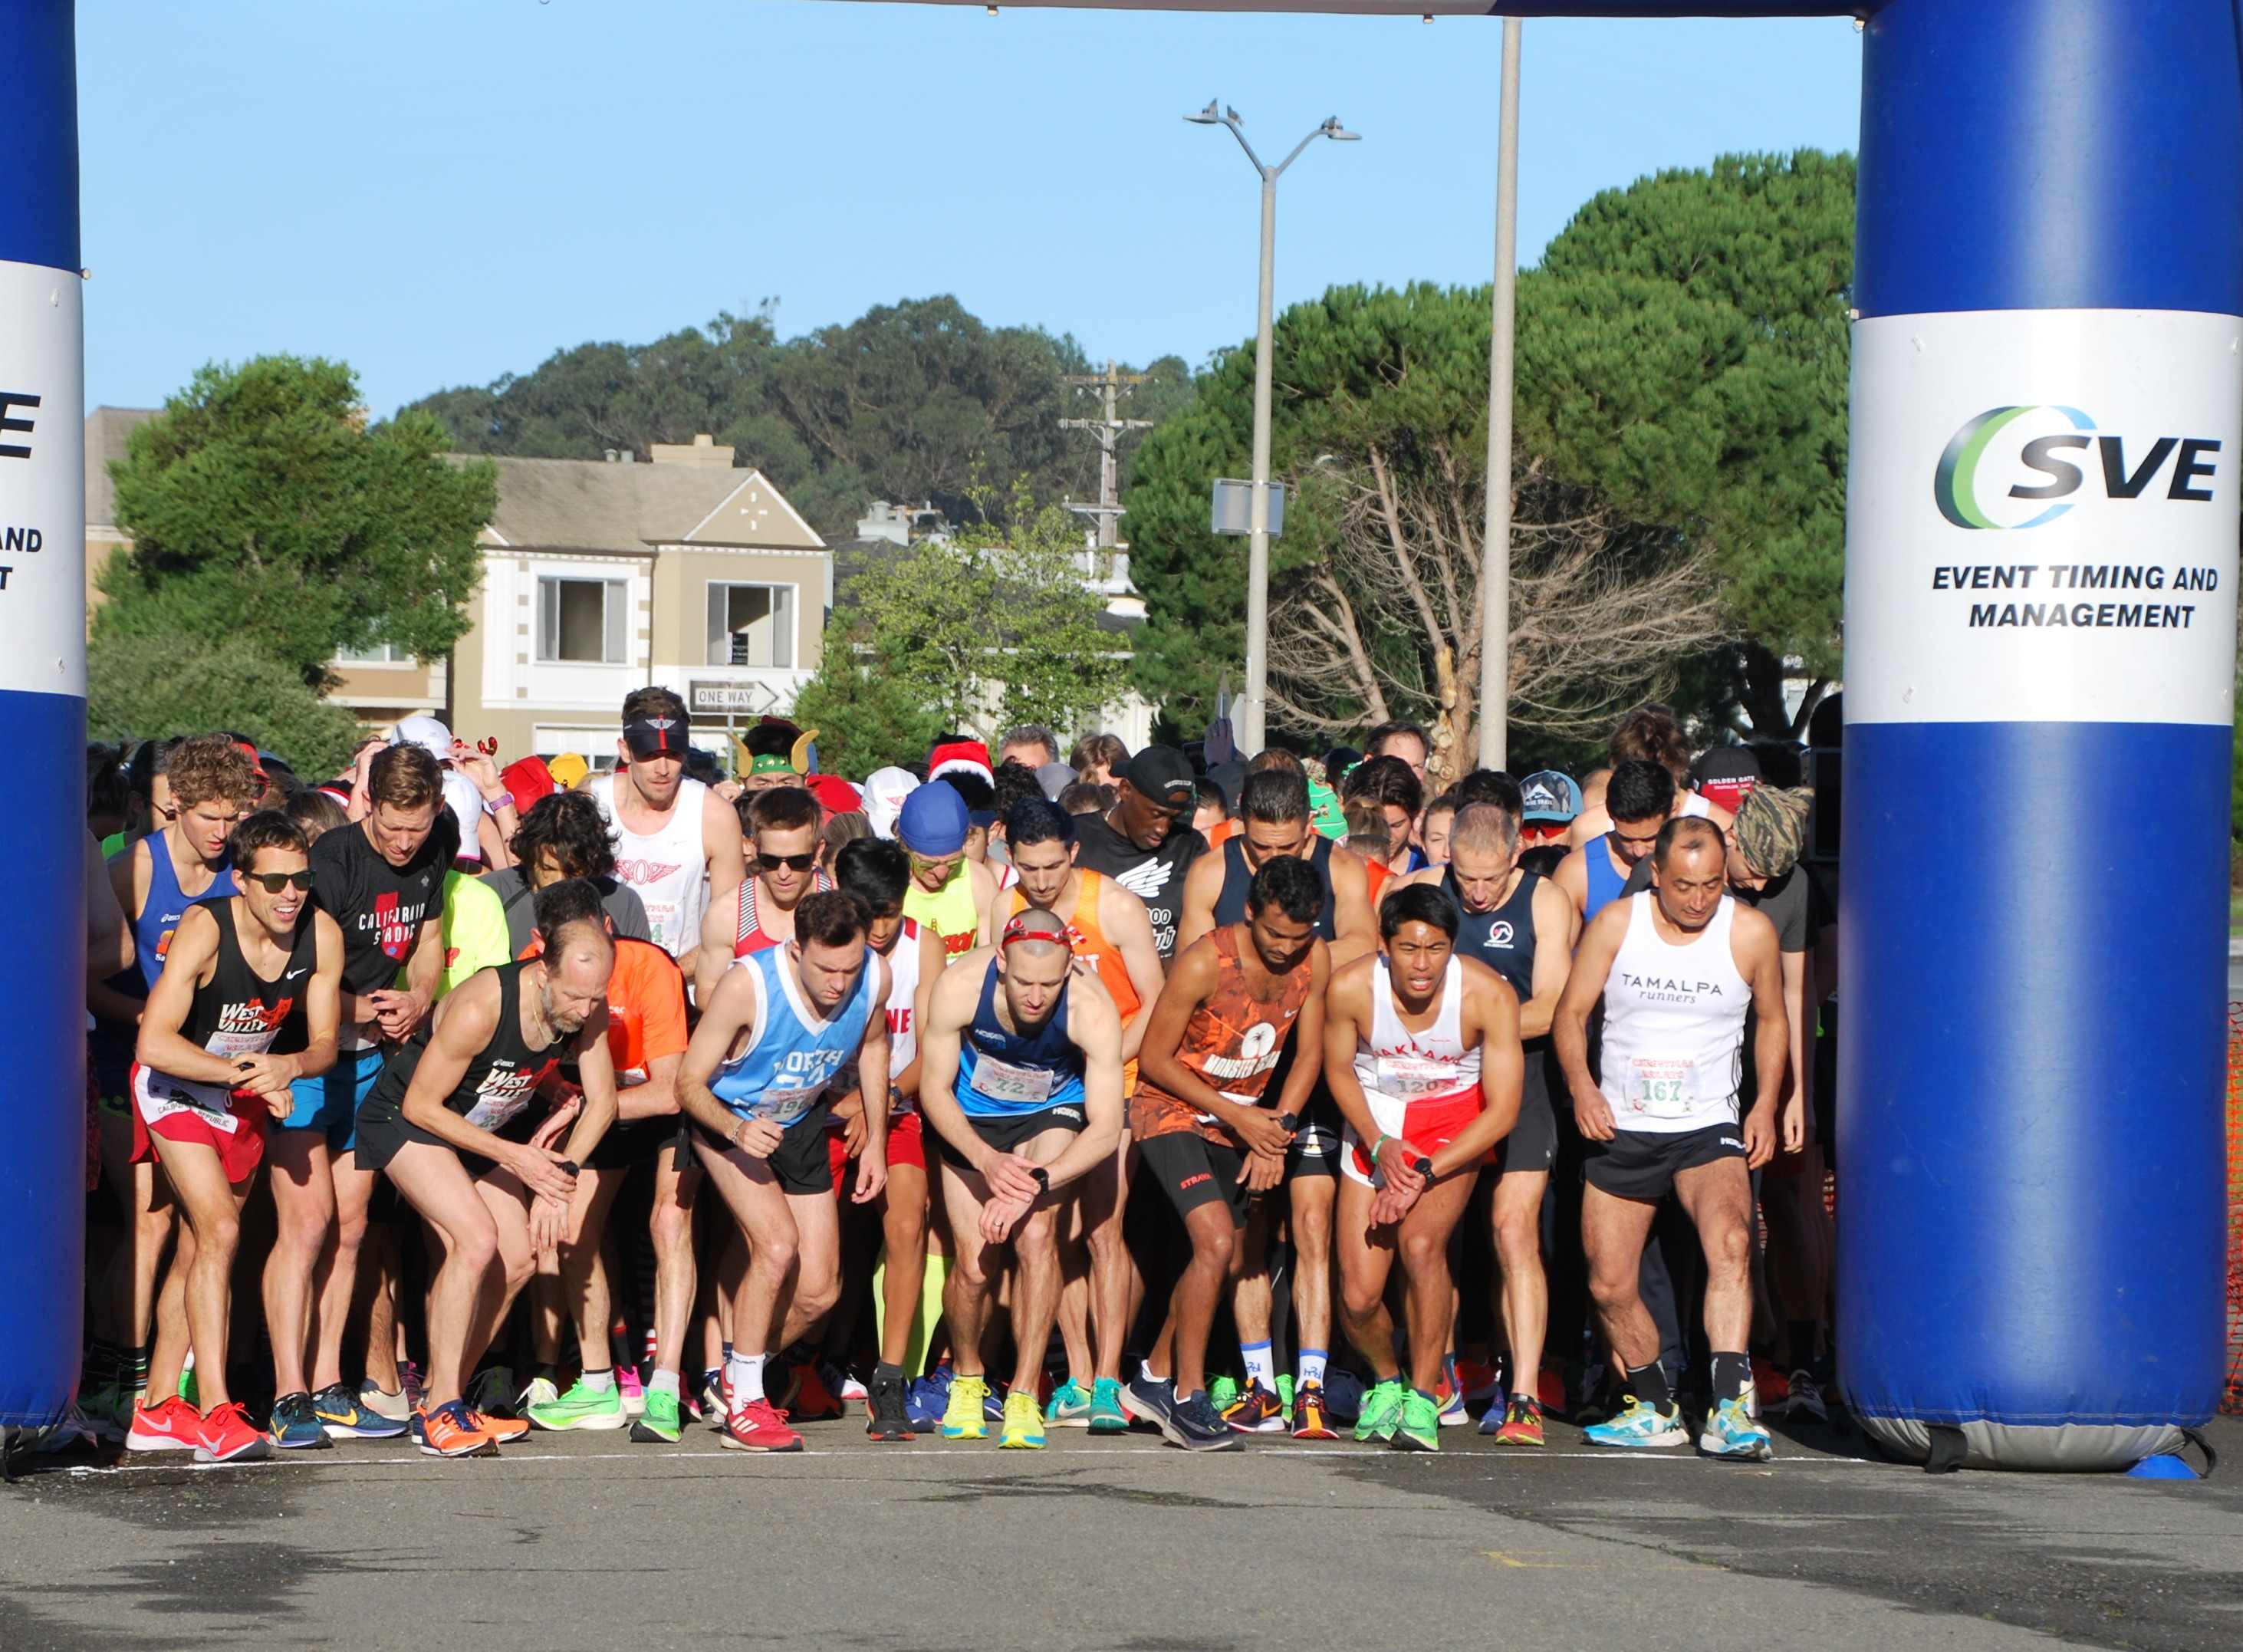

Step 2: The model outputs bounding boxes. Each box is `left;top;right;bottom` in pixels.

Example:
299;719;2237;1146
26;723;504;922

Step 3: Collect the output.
1275;1112;1302;1137
1030;1167;1052;1195
557;1159;580;1178
484;789;515;814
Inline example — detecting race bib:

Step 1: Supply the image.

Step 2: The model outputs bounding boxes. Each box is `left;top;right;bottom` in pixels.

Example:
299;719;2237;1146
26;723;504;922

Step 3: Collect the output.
462;1090;531;1132
1623;1056;1695;1117
1375;1052;1462;1102
972;1056;1056;1107
135;1071;240;1130
754;1084;820;1127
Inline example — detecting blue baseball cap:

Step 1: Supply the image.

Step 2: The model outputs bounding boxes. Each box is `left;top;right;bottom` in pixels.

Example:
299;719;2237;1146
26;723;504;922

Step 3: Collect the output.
1519;771;1584;824
897;782;969;856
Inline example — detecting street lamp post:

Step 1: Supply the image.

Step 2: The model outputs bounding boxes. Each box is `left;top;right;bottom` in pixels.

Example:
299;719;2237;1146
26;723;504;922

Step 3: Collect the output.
1186;101;1357;756
1477;18;1522;772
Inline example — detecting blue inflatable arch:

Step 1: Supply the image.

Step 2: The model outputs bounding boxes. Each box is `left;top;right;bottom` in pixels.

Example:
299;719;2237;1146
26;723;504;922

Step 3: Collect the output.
2;0;2231;1470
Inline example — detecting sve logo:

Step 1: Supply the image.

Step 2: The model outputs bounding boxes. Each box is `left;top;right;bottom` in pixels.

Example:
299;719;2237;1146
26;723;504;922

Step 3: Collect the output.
1934;405;2220;531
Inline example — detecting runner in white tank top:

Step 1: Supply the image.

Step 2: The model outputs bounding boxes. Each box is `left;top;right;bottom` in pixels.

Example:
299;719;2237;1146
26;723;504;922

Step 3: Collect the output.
589;771;710;961
1549;816;1789;1459
1320;882;1524;1449
1597;891;1749;1134
1343;954;1482;1186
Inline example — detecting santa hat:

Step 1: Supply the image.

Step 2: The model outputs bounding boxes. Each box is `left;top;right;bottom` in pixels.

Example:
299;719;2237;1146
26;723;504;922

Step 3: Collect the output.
806;773;863;817
926;739;994;788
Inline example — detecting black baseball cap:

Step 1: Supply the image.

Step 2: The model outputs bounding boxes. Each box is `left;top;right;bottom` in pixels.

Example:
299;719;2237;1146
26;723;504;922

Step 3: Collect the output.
623;716;692;759
1124;745;1197;814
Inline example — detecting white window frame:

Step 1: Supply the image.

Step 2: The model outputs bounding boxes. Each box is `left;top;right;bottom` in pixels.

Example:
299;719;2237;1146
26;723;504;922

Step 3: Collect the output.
538;575;629;665
334;637;412;667
704;579;797;670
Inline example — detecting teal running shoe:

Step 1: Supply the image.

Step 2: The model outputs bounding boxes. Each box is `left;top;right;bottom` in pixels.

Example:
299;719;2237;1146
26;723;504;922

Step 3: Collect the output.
1045;1377;1093;1427
1087;1377;1129;1433
1698;1393;1774;1461
1584;1395;1689;1450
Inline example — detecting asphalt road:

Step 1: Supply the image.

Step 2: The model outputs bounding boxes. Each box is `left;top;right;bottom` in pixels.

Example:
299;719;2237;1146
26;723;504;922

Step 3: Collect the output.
5;1410;2237;1651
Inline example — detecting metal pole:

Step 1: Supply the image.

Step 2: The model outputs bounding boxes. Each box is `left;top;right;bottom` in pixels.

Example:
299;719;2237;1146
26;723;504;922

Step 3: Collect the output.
1244;169;1278;755
1476;17;1521;773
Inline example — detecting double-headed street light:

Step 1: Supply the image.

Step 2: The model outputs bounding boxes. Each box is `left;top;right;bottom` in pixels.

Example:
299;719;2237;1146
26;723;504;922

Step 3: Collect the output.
1186;100;1358;756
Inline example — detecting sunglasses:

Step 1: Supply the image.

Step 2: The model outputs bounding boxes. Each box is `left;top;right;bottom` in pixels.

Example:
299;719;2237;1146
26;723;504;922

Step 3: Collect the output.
757;851;817;873
244;870;314;893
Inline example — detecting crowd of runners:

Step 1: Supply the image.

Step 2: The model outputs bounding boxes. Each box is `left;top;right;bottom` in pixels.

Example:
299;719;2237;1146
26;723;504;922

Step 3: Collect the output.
68;692;1840;1463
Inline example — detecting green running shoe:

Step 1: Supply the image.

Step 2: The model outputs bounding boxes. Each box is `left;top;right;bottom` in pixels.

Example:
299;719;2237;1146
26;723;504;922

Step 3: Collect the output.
1353;1379;1406;1444
1208;1374;1239;1412
1276;1374;1296;1426
527;1377;627;1432
630;1386;683;1443
178;1362;199;1410
1392;1390;1440;1452
1087;1376;1129;1433
1045;1377;1093;1427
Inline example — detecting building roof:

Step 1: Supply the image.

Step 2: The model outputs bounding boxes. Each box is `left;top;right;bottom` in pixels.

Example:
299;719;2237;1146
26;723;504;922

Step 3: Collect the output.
84;406;157;531
459;456;824;556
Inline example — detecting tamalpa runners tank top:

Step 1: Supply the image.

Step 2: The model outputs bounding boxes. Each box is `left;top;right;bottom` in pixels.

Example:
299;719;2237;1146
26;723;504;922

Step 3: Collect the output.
1597;891;1748;1134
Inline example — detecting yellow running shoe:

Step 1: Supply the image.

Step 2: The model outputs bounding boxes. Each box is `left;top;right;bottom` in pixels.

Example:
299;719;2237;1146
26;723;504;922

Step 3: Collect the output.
998;1389;1045;1450
940;1374;990;1440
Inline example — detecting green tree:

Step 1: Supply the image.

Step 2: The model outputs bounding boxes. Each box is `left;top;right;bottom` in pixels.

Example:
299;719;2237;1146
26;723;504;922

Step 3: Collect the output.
88;630;367;780
794;484;1126;775
407;298;1192;544
1123;284;1713;772
97;355;496;681
1518;150;1854;736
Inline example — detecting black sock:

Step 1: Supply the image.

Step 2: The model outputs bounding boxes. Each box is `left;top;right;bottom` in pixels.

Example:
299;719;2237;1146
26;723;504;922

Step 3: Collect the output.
1786;1321;1818;1370
127;1342;151;1390
1712;1351;1751;1403
1624;1361;1669;1410
534;1361;560;1386
873;1361;903;1381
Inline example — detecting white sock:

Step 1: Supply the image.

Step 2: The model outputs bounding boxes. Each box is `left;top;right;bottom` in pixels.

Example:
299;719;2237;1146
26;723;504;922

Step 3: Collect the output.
727;1351;767;1410
580;1367;616;1394
1297;1348;1329;1390
649;1369;680;1398
1241;1340;1277;1392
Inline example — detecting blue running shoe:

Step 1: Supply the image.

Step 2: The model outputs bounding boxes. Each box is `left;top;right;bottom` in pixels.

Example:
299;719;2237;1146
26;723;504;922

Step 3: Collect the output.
904;1365;953;1433
1699;1393;1774;1461
1323;1367;1364;1423
1584;1396;1689;1450
1045;1377;1094;1427
1436;1356;1468;1427
267;1391;331;1450
312;1381;408;1440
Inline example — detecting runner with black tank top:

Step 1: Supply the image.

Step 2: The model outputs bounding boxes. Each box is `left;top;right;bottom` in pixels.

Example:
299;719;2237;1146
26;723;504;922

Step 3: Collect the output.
85;736;258;1437
1399;801;1578;1444
125;811;342;1464
1176;763;1378;1427
1552;815;1788;1461
357;881;622;1459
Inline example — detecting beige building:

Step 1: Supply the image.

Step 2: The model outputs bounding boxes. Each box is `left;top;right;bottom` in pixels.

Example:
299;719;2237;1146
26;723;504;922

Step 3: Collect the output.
446;436;827;764
85;410;825;758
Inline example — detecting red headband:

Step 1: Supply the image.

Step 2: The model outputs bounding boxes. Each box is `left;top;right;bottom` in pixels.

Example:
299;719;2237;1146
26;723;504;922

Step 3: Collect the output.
1001;916;1068;949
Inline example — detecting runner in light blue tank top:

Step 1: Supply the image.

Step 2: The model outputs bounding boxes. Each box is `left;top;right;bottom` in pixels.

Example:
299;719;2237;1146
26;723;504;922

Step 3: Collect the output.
712;944;876;1124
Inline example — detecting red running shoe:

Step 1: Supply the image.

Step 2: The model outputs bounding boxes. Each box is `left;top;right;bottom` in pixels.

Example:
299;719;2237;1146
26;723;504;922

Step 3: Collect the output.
720;1398;802;1453
126;1394;202;1453
783;1361;844;1421
194;1402;273;1464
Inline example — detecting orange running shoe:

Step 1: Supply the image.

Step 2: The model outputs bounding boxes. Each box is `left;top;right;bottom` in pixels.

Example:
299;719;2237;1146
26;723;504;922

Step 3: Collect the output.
416;1401;499;1458
125;1394;202;1453
469;1409;530;1443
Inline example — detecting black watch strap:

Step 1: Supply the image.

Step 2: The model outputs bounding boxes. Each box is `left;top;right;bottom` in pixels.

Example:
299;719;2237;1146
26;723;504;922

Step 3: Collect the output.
1031;1166;1052;1193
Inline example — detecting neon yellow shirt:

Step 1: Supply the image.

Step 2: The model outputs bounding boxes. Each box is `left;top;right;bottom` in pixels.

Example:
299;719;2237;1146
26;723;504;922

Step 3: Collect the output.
396;870;513;998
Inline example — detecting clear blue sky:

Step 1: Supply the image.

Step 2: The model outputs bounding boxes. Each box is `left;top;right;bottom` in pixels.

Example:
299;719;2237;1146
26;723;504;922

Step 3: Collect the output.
78;1;1862;421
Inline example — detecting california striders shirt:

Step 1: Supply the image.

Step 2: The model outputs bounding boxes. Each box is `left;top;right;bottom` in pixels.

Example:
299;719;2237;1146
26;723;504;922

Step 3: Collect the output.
311;809;461;998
